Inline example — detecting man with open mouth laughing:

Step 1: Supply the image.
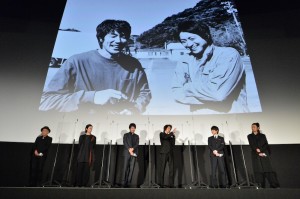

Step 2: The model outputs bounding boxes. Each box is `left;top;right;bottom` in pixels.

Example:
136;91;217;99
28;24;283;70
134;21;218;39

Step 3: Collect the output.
40;19;151;114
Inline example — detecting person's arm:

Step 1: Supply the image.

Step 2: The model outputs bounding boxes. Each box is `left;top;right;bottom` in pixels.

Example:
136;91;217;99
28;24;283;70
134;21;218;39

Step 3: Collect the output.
172;61;203;104
91;136;96;149
132;70;152;113
33;137;39;151
182;50;244;102
171;132;175;146
216;137;225;152
208;137;214;152
33;137;40;156
39;57;96;112
123;134;131;150
259;134;270;154
160;132;174;140
78;135;84;148
132;135;139;152
42;137;52;155
247;134;258;152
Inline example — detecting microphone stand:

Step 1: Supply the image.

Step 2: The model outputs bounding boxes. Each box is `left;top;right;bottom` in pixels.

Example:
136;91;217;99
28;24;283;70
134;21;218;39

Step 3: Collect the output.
238;141;259;189
43;114;65;187
91;140;111;188
63;119;78;186
42;137;62;187
185;140;209;189
140;140;160;188
185;140;195;188
113;141;119;187
229;141;240;188
104;140;112;187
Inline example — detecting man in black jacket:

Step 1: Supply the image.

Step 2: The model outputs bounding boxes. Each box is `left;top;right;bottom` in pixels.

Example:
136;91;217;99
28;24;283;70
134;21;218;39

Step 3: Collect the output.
122;123;139;187
208;126;227;188
247;123;280;188
29;126;52;187
159;124;176;188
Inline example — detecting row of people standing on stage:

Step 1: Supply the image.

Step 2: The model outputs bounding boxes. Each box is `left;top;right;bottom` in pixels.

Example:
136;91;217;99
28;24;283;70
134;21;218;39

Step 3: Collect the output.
29;122;279;188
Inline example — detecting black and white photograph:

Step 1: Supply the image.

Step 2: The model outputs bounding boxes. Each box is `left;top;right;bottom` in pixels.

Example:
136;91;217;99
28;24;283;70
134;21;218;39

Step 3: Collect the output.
39;0;262;115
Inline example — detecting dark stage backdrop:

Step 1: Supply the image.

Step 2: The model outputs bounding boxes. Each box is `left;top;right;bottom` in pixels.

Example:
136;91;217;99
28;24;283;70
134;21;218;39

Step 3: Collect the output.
0;142;300;188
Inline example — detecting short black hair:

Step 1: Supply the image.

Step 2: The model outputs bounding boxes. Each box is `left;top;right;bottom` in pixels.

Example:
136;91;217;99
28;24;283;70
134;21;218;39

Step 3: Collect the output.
211;126;219;132
85;124;93;132
96;19;131;48
41;126;51;133
129;123;136;129
177;20;213;45
252;123;260;128
163;124;172;131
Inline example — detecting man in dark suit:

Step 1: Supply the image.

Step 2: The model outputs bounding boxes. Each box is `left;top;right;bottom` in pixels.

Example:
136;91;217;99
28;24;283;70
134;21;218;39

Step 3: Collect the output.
208;126;227;188
122;123;139;187
247;123;280;188
159;124;176;188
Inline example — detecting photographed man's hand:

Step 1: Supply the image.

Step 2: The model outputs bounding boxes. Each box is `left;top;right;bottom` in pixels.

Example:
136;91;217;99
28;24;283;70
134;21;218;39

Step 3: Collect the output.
94;89;127;105
256;148;261;153
120;109;133;115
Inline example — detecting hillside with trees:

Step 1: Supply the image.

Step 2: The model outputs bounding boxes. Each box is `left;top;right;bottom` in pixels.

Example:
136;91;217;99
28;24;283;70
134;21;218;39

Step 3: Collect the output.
137;0;247;55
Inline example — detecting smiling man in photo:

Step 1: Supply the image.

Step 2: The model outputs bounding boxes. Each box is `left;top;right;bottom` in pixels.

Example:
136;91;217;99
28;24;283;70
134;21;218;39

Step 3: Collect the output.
40;19;151;114
172;20;248;113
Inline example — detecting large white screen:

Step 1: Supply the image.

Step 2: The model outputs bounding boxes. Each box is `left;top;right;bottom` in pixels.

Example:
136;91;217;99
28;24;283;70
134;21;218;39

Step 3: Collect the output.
40;0;261;115
6;0;300;146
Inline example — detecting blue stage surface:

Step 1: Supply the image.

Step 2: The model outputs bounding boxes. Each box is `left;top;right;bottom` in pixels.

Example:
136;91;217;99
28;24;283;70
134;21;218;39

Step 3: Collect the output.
1;188;300;199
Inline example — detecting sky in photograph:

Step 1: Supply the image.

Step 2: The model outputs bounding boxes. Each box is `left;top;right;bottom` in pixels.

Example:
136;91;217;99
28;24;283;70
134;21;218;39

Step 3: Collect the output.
60;0;201;35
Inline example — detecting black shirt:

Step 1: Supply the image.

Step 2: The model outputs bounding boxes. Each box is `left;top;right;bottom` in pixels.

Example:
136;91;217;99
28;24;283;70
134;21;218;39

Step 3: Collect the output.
77;134;96;163
159;132;175;154
123;132;139;156
33;135;52;157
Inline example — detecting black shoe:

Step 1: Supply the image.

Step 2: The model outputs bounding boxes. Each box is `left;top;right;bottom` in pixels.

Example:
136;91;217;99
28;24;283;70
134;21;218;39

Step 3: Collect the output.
122;184;129;188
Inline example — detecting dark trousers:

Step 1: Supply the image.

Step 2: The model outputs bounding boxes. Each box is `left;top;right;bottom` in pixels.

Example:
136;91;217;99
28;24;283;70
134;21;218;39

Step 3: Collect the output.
210;156;227;187
29;156;46;186
159;152;174;187
254;172;280;188
122;155;136;186
76;162;90;187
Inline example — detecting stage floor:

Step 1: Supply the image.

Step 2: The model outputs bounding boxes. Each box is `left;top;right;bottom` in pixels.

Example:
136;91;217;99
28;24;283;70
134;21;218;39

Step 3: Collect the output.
1;188;300;199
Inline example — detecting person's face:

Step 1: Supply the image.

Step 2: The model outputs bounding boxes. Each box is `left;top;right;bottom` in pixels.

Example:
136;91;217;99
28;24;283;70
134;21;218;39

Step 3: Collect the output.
41;129;49;137
252;125;259;133
179;32;208;56
165;126;171;133
101;30;127;55
130;127;136;133
86;126;93;134
211;130;218;135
